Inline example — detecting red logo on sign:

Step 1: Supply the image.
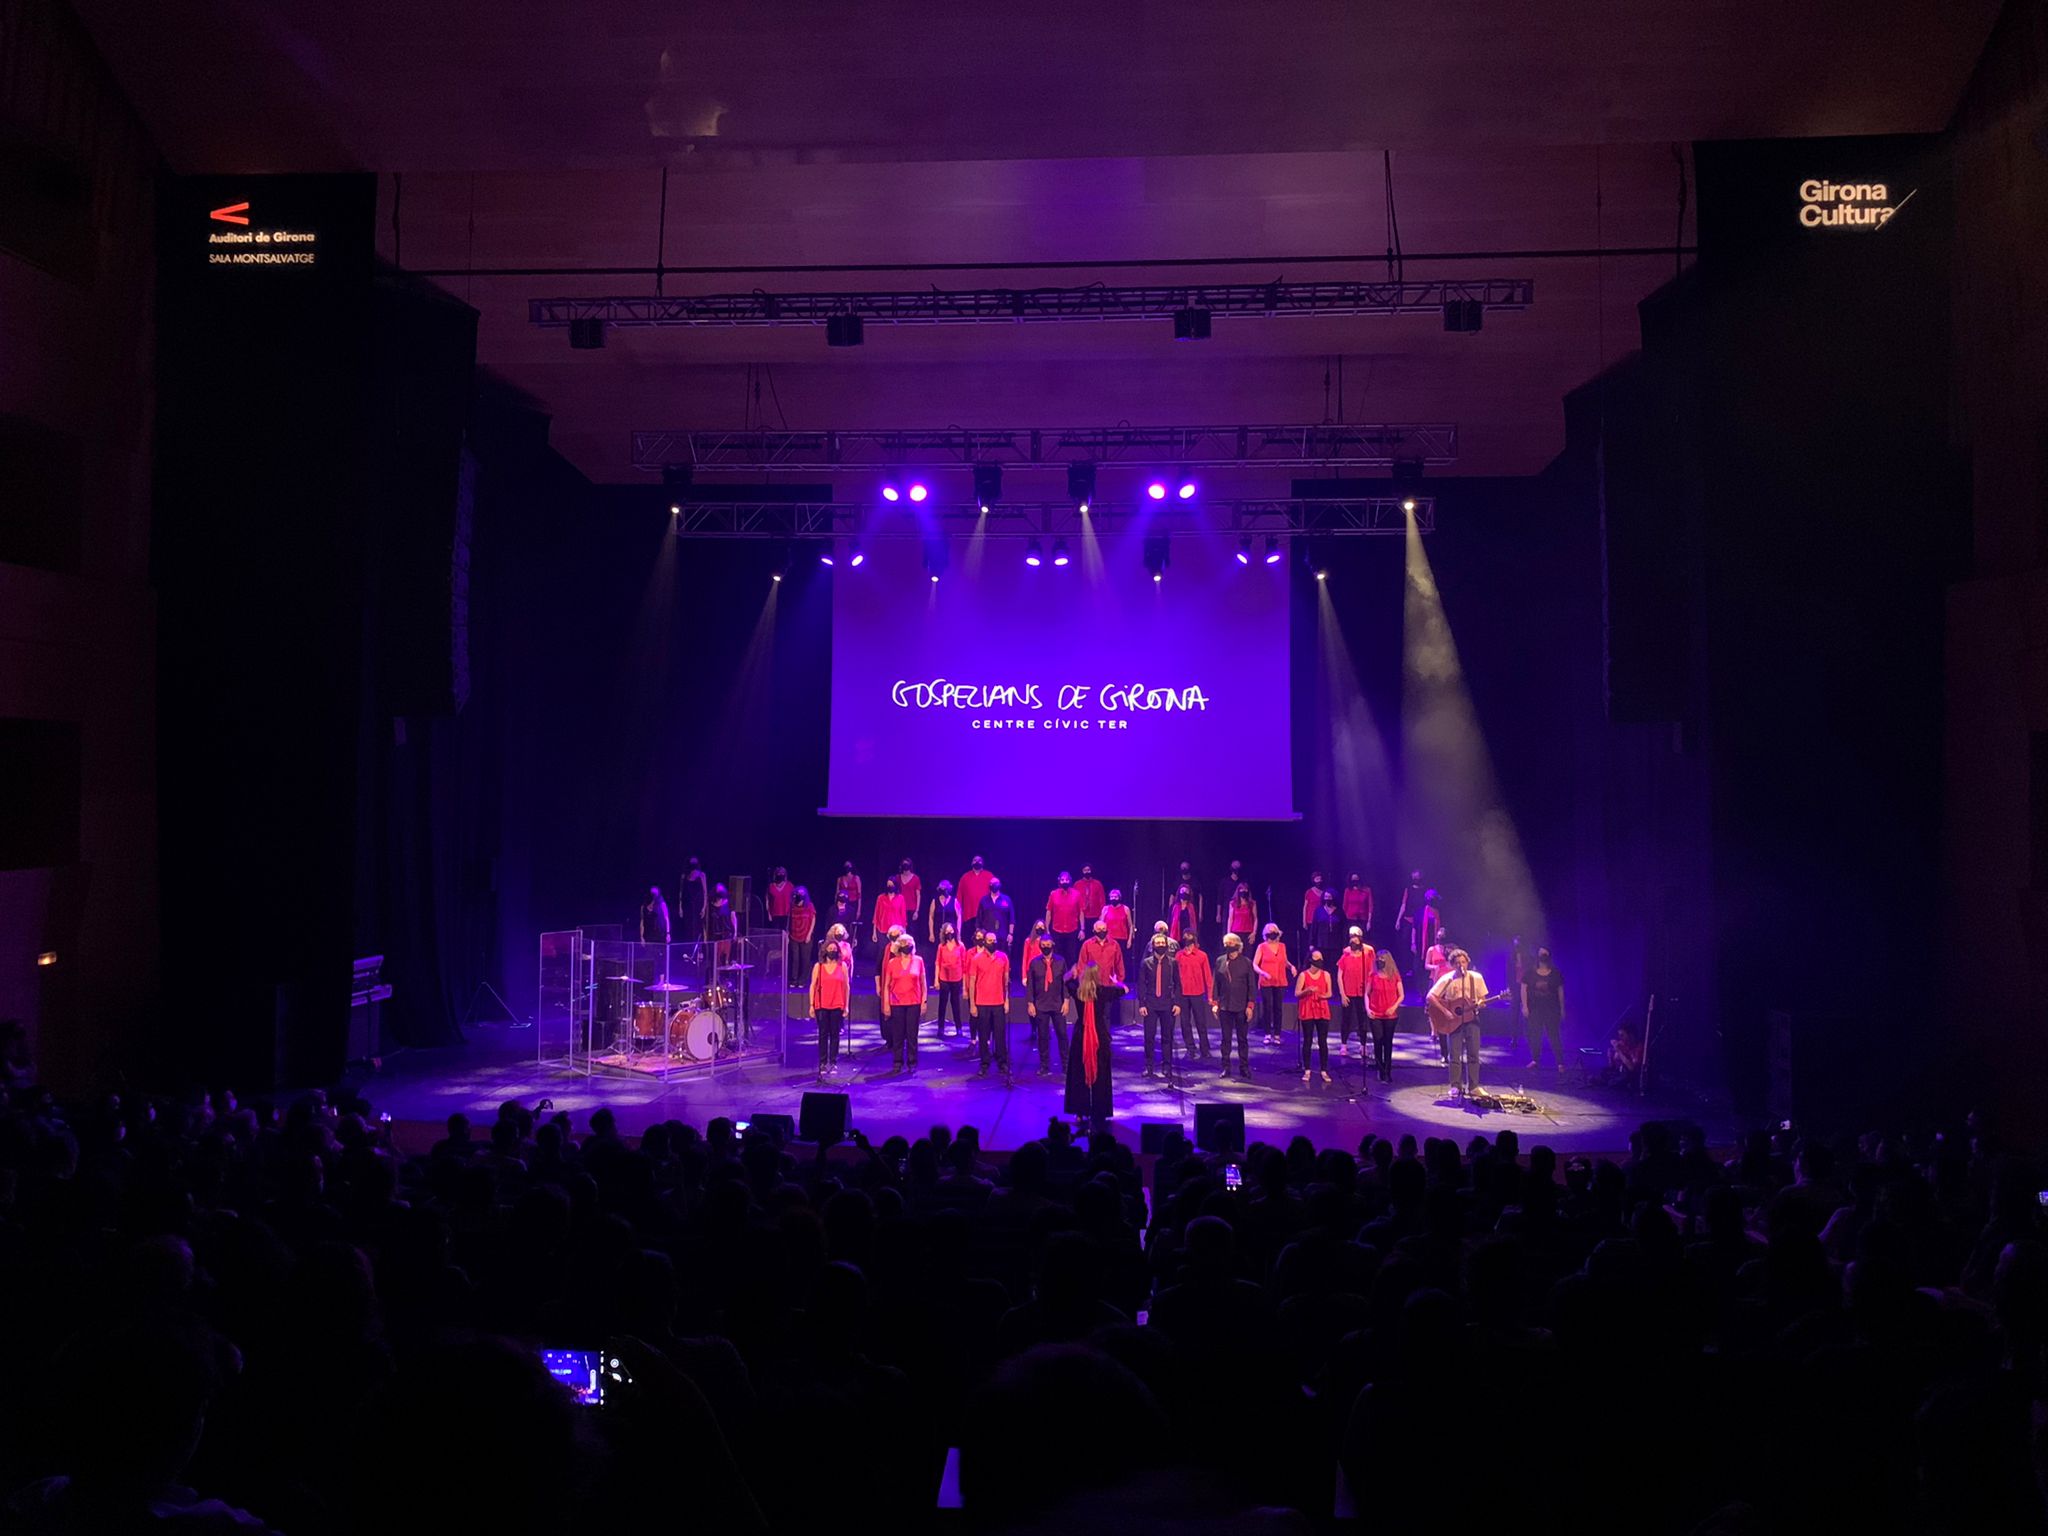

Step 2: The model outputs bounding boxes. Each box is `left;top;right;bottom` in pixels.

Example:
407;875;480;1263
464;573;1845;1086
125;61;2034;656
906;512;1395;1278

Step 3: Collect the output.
209;202;250;225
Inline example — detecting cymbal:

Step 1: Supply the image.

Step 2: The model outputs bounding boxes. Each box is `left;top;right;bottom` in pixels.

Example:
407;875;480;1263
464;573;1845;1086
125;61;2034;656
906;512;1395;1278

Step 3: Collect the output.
643;981;693;991
718;963;755;971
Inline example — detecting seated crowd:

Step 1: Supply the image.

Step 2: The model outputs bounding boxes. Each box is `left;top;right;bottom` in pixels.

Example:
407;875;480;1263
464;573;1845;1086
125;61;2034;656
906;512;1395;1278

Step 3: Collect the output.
0;1074;2043;1534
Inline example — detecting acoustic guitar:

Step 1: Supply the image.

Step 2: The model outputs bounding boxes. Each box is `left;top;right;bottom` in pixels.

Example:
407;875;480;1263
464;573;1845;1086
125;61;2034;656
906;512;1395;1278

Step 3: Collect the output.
1426;986;1509;1036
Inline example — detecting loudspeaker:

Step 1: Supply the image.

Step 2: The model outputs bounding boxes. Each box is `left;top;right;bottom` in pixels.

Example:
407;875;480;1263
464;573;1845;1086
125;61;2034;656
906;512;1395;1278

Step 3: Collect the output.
1194;1102;1245;1154
1442;299;1484;333
799;1091;849;1145
746;1112;796;1145
1139;1122;1175;1154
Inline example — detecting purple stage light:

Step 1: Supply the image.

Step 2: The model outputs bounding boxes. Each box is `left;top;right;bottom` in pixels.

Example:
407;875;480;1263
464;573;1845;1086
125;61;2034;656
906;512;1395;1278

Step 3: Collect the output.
849;543;866;568
881;483;901;503
1176;479;1197;500
1146;480;1167;501
1235;539;1252;566
1051;540;1071;567
1024;538;1044;567
908;482;929;503
1264;535;1283;565
819;551;835;566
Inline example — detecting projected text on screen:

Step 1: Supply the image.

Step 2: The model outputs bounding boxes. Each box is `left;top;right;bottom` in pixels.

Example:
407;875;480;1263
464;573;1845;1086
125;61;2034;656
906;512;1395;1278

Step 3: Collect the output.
824;535;1295;819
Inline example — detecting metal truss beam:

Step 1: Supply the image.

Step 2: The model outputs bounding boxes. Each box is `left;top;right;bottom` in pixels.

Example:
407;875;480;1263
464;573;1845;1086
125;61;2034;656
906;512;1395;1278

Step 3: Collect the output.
634;423;1457;474
669;499;1432;538
533;277;1531;331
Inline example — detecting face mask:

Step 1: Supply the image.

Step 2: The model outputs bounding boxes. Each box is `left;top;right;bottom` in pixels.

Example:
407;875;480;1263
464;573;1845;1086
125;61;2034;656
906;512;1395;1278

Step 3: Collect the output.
1040;942;1052;953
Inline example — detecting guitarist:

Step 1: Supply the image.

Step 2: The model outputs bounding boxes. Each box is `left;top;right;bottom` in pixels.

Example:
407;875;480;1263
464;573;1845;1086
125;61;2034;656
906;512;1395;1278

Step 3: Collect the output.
1426;948;1496;1100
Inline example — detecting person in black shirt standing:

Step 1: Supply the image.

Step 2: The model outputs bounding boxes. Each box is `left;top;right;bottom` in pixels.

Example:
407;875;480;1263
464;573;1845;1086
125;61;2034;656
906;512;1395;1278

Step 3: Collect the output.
639;886;672;946
1137;932;1179;1078
1215;931;1254;1079
678;859;708;942
1025;934;1067;1076
926;879;964;947
1522;946;1567;1070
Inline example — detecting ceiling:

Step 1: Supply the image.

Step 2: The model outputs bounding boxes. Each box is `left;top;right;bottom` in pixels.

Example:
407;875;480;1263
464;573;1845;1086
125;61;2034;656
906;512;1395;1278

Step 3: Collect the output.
75;0;2002;481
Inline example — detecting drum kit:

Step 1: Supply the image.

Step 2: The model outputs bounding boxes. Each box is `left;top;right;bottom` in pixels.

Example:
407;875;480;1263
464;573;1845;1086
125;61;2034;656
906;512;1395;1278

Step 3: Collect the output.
610;964;755;1065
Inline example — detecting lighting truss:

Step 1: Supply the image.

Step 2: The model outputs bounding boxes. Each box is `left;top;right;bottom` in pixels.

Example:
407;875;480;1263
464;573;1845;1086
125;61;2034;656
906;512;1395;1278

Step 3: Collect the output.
666;498;1432;538
632;423;1457;475
532;278;1531;331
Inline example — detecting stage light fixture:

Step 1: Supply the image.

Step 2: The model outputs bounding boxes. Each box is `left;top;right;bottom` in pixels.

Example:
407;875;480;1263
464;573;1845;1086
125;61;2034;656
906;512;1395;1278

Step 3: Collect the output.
881;480;901;503
1143;534;1170;581
1145;479;1168;501
1264;535;1282;565
1068;462;1096;513
1442;300;1484;333
922;534;950;581
973;463;1002;513
1236;537;1252;566
1172;306;1213;340
848;541;866;568
1051;539;1070;567
568;317;605;350
1303;538;1330;581
1175;469;1198;500
1024;539;1044;568
818;548;835;567
907;481;929;503
826;313;865;347
1401;496;1417;514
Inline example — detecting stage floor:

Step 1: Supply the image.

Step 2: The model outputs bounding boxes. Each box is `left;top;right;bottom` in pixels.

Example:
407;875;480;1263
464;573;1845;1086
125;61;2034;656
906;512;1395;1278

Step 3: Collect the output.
363;1014;1729;1161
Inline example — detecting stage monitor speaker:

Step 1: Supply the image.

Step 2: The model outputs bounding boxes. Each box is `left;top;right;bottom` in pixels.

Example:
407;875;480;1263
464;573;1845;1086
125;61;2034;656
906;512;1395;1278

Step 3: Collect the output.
799;1092;849;1145
1194;1102;1245;1154
1139;1122;1175;1155
746;1112;796;1145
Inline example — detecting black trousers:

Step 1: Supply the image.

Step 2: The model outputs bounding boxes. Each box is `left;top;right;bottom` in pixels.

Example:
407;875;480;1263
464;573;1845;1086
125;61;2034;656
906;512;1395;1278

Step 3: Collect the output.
933;978;966;1032
973;1003;1008;1068
1140;1005;1175;1065
1257;986;1287;1038
1370;1012;1396;1076
1032;1008;1064;1068
1218;1008;1250;1066
888;1003;921;1066
1299;1010;1330;1071
815;1007;844;1068
1052;930;1081;971
1178;994;1214;1057
1340;997;1366;1046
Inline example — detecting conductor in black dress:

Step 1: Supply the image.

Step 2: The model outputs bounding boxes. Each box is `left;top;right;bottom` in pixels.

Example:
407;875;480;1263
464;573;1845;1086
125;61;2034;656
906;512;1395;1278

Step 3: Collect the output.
1062;961;1117;1128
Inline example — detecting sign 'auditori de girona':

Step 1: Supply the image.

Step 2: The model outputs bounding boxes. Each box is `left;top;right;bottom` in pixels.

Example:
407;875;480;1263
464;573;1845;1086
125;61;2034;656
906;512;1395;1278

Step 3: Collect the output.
890;678;1211;731
1797;179;1912;230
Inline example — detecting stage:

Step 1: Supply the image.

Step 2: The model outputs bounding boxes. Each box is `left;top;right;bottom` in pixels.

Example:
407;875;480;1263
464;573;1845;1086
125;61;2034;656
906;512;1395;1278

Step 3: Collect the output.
361;1013;1730;1161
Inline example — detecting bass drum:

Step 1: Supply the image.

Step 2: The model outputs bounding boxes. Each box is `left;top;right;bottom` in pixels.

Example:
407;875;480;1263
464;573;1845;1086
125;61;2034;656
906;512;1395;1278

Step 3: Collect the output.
681;1009;726;1062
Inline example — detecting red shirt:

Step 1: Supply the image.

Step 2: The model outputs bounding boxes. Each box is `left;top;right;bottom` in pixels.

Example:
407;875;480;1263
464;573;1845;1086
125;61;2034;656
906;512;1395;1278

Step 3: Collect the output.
897;872;921;915
872;892;906;932
935;939;966;983
1302;887;1324;929
1079;935;1125;984
1337;946;1373;997
812;962;849;1011
766;879;794;917
966;947;1010;1007
1255;940;1290;986
1047;887;1083;933
958;868;994;920
1101;904;1134;943
1174;946;1214;998
885;954;927;1006
790;903;817;943
1296;967;1333;1020
1342;885;1372;923
1073;876;1106;922
836;873;862;909
1366;968;1405;1018
1228;896;1257;935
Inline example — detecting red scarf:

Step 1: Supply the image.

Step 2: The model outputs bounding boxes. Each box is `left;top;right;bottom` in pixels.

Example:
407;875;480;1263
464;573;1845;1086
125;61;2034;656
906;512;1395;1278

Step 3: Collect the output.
1081;997;1099;1086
